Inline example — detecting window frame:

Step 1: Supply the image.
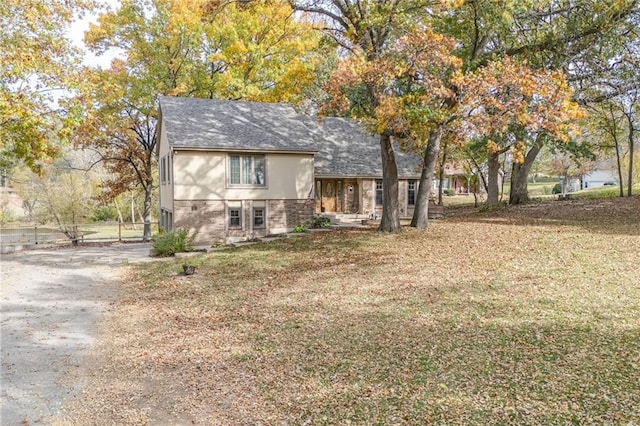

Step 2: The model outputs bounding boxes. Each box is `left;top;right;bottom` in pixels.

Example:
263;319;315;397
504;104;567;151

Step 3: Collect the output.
228;154;267;187
253;207;265;228
160;156;166;184
375;179;383;205
407;180;416;206
229;207;242;229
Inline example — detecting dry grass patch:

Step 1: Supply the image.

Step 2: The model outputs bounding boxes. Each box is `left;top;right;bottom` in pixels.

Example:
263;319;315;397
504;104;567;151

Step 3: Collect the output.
58;197;640;425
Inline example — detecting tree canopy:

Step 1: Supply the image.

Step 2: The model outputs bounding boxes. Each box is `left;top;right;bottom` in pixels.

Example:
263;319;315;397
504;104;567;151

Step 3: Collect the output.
75;0;324;238
0;0;93;173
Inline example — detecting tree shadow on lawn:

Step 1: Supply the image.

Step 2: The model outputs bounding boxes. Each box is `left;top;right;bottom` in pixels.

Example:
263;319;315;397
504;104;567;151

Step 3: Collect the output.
108;281;640;425
445;196;640;236
237;308;640;425
63;223;640;425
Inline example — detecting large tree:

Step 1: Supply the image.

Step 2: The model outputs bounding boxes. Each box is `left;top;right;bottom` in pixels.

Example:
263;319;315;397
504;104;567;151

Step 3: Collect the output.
0;0;93;173
454;0;639;205
456;58;584;205
400;0;634;208
79;0;322;240
292;0;439;232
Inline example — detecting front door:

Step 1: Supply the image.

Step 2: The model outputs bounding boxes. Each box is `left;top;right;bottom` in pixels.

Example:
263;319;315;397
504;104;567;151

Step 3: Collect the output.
317;179;344;213
322;180;336;212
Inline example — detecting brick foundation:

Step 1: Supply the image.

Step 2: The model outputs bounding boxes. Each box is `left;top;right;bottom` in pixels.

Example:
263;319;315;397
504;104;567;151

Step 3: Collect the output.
174;199;313;244
174;200;226;244
268;199;314;232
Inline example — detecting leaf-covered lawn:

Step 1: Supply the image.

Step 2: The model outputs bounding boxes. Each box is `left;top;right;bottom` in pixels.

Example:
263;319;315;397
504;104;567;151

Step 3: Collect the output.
58;197;640;425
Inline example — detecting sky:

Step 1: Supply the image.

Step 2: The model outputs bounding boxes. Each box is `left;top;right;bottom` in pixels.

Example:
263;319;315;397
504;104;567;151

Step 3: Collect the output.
66;1;122;69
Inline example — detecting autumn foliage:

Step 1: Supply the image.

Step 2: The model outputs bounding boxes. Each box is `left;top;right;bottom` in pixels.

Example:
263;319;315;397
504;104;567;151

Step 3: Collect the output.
456;57;585;163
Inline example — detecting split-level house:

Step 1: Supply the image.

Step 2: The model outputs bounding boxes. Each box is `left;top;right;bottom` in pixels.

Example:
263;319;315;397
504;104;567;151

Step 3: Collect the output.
157;96;422;244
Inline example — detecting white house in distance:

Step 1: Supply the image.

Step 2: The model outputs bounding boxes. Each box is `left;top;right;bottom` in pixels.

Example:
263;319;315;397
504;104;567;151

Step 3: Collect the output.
581;169;618;190
156;96;423;244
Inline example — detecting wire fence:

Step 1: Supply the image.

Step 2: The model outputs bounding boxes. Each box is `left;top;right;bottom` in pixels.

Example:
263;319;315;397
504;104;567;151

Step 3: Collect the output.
0;222;159;253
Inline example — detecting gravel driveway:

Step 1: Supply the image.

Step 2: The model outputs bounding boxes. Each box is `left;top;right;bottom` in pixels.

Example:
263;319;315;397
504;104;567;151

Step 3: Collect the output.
0;243;162;425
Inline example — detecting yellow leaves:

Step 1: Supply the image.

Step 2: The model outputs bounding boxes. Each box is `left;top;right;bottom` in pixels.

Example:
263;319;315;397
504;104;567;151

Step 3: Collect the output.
511;141;527;164
374;97;405;135
458;56;586;154
199;0;322;102
323;24;462;136
0;0;93;172
439;0;464;8
486;139;500;154
167;0;205;30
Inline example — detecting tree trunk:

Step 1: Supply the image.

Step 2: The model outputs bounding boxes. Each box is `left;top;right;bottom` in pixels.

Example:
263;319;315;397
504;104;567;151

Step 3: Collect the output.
626;111;634;197
614;130;624;197
379;133;401;233
469;156;488;193
411;127;443;228
437;138;448;206
130;192;136;230
509;141;543;205
486;151;500;206
142;178;153;241
114;199;124;223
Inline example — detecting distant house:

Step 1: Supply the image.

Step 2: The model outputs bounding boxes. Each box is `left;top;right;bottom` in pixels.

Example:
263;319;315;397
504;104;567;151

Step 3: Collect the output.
157;96;422;244
435;163;471;194
581;169;618;190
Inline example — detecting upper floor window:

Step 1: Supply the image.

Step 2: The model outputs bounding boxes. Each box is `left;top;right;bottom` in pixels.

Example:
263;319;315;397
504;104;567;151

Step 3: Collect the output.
407;180;416;205
229;154;266;186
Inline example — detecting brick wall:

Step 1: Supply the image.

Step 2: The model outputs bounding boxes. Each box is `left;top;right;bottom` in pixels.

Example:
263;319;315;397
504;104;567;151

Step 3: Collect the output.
344;178;359;213
268;199;314;231
361;179;375;215
174;200;226;244
174;198;313;244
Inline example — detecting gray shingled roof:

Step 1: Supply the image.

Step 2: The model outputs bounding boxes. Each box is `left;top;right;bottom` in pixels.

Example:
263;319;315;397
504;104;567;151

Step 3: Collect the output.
159;96;422;178
314;117;422;178
159;96;319;153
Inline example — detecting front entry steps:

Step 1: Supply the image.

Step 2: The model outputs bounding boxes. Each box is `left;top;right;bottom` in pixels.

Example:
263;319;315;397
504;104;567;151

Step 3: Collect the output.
320;205;446;228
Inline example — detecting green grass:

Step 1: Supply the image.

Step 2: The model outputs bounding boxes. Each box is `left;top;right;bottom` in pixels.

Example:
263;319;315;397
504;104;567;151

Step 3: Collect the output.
81;222;159;240
61;197;640;425
572;184;640;200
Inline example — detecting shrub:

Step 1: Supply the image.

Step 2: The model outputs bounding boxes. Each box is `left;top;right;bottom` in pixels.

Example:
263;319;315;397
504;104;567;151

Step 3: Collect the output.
152;228;193;256
552;183;561;194
92;205;118;222
444;189;456;196
310;215;331;228
211;239;225;248
292;224;307;233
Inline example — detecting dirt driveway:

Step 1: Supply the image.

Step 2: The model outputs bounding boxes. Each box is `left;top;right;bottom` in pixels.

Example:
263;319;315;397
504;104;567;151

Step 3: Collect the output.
0;243;163;425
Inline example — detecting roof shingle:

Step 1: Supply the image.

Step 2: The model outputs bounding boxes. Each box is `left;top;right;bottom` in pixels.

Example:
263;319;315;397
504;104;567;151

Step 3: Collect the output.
159;96;422;178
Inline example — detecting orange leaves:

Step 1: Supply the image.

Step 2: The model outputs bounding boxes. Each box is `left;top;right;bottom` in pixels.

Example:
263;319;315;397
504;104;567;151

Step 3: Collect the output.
486;139;501;154
322;26;462;138
458;56;584;147
511;141;527;164
375;97;405;135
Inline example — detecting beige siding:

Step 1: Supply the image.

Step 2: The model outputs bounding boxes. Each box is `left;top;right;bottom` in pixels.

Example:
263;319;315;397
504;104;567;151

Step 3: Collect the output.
158;119;174;211
173;151;314;201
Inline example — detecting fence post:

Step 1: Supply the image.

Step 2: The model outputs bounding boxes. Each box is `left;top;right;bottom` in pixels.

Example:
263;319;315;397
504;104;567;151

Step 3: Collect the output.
119;221;122;242
34;225;38;245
